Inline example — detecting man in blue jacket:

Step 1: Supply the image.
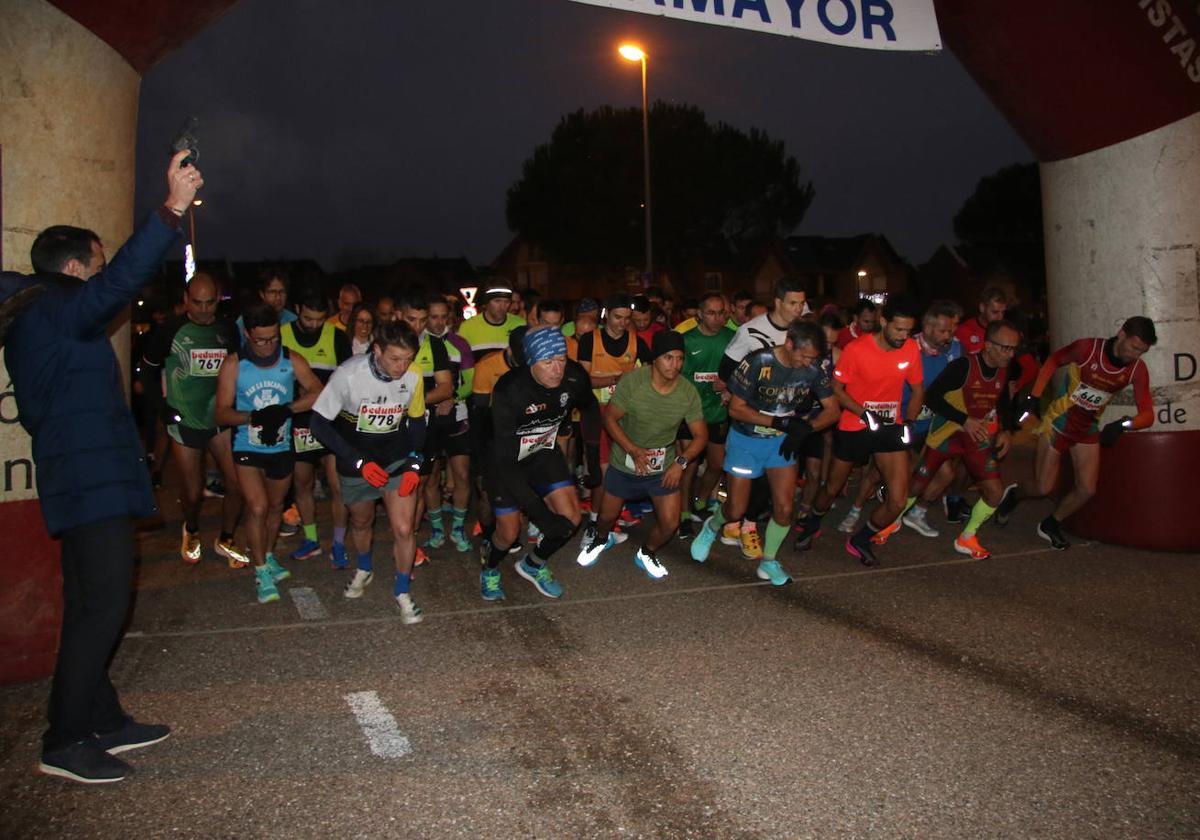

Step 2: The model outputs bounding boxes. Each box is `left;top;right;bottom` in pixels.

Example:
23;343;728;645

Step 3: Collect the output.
0;149;201;784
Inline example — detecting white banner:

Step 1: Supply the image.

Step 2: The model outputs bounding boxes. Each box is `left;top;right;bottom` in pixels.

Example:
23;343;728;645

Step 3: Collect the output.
566;0;941;52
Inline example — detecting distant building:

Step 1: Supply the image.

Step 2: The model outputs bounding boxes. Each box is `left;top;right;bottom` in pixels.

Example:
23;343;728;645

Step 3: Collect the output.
751;234;913;308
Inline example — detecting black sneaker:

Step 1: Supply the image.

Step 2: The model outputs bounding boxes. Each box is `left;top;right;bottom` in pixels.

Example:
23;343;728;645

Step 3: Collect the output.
994;484;1019;527
793;513;822;551
943;497;970;524
39;738;130;784
677;519;695;540
845;530;879;567
94;718;171;754
1037;516;1070;550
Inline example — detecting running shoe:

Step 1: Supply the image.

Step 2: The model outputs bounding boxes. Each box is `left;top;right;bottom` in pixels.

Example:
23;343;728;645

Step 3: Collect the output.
690;516;718;563
255;565;280;604
39;739;130;784
719;521;741;545
279;504;301;537
180;525;202;565
902;506;940;538
845;531;879;567
414;547;429;567
344;569;374;599
508;542;523;554
421;529;446;550
954;533;991;559
870;519;902;545
633;547;669;580
203;479;225;499
264;553;290;583
756;558;792;586
944;497;971;524
395;593;424;624
480;567;505;601
616;508;643;528
215;538;250;569
527;522;543;544
291;539;321;561
677;518;695;540
450;526;471;553
1037;516;1070;550
793;514;822;551
994;483;1019;527
740;526;764;560
837;506;862;533
330;542;348;570
515;557;563;599
576;526;618;567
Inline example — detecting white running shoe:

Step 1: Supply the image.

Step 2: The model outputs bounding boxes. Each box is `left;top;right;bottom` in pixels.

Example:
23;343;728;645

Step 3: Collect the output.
902;506;940;538
396;593;423;624
343;569;373;599
837;506;862;533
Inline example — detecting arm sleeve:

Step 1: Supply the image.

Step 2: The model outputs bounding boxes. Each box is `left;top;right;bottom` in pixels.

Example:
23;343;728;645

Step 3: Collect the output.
923;357;970;426
1130;360;1155;429
997;370;1018;431
333;330;352;364
310;411;362;466
430;336;450;371
405;415;427;453
717;353;739;383
59;211;180;338
489;378;524;467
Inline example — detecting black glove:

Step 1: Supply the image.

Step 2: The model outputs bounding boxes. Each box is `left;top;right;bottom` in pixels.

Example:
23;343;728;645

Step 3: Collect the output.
250;403;292;447
582;443;602;489
777;418;815;461
1017;394;1041;423
1099;417;1131;448
860;409;885;432
535;512;576;544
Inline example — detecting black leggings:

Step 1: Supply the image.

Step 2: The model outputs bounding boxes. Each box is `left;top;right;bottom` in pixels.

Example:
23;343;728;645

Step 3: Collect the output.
43;516;134;751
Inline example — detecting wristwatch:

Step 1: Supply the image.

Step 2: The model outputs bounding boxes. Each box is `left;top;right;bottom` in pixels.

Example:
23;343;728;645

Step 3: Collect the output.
674;455;688;468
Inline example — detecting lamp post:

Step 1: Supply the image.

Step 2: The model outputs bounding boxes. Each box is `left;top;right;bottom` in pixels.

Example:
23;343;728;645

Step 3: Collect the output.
619;43;652;283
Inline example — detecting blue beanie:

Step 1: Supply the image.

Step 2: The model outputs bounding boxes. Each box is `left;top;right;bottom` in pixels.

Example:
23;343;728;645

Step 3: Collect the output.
523;326;568;364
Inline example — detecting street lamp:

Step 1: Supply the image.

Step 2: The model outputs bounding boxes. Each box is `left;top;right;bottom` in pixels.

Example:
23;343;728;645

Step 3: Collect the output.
619;43;652;282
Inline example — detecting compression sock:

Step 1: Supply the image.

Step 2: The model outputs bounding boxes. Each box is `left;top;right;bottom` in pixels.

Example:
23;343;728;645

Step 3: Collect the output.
764;518;790;561
962;499;997;538
357;552;373;572
303;523;318;542
426;506;445;536
333;526;346;545
393;572;411;596
486;541;509;570
852;520;881;544
705;506;728;534
452;506;468;530
902;496;917;516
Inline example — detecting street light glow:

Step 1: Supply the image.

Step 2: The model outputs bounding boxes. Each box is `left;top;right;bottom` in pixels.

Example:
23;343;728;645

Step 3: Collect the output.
618;44;646;62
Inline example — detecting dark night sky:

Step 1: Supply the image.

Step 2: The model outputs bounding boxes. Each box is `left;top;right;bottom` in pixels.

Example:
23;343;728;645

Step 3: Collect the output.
134;0;1031;273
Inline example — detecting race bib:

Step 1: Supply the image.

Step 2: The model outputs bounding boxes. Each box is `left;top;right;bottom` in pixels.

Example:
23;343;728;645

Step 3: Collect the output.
292;425;322;453
518;425;558;460
693;371;718;383
356;401;406;434
188;348;226;377
1069;382;1112;411
626;446;668;473
863;400;899;422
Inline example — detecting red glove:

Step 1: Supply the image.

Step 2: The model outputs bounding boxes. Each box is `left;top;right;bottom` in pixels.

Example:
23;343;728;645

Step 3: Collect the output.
397;471;420;497
359;460;389;488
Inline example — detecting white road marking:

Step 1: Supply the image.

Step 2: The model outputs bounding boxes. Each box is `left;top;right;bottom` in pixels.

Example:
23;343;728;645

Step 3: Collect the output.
289;587;328;620
345;690;412;759
123;543;1085;640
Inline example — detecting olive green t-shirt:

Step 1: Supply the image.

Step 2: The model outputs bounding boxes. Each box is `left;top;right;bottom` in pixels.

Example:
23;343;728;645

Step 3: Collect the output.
608;365;702;475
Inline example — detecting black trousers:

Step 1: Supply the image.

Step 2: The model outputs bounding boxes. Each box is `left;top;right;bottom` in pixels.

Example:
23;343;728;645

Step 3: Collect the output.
43;516;133;752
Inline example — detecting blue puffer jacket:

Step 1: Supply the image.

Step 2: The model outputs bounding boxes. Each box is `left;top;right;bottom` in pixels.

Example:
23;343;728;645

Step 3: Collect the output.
1;211;180;536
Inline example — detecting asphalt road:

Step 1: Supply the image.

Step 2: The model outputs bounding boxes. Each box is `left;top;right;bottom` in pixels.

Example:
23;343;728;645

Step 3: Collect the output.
1;477;1197;839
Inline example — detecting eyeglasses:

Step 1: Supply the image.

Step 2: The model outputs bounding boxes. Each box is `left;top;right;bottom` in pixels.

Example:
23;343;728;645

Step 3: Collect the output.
987;339;1018;352
249;335;279;347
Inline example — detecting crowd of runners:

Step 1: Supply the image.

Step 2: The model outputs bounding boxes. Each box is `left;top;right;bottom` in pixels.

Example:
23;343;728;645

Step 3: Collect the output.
138;266;1158;617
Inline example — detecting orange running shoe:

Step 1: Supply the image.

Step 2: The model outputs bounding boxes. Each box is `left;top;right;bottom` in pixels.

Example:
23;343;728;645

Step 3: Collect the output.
282;504;301;526
414;546;429;567
870;519;902;545
954;533;990;559
740;525;763;560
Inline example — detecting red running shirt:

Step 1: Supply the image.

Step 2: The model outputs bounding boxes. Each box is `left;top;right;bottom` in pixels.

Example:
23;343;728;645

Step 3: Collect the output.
834;334;924;431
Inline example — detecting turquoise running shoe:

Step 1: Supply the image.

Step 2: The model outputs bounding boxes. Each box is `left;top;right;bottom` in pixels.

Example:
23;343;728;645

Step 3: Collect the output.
264;553;290;583
450;526;471;553
690;515;718;563
480;567;505;601
255;565;280;604
515;557;563;599
422;529;446;550
756;559;792;586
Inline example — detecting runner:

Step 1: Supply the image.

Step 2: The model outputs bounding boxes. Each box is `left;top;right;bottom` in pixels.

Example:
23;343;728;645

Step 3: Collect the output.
309;320;428;624
994;316;1157;549
955;286;1008;354
576;331;707;578
479;327;601;601
677;292;734;538
279;286;352;566
690;320;839;583
457;282;526;363
326;283;362;332
835;299;878;349
235;268;297;340
423;294;476;553
214;303;324;603
900;320;1018;558
793;297;924;566
716;276;809;562
140;273;247;567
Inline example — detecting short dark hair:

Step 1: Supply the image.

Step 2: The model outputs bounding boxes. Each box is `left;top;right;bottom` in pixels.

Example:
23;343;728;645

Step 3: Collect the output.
373;319;419;354
645;286;665;300
294;286;329;314
851;298;877;317
242;302;279;332
773;275;808;301
537;298;564;317
979;286;1007;305
427;293;449;311
985;319;1019;342
787;319;827;355
30;225;100;274
399;292;428;313
257;267;289;293
699;292;724;310
631;295;652;312
818;311;844;332
1121;316;1158;346
927;299;962;321
881;295;920;322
